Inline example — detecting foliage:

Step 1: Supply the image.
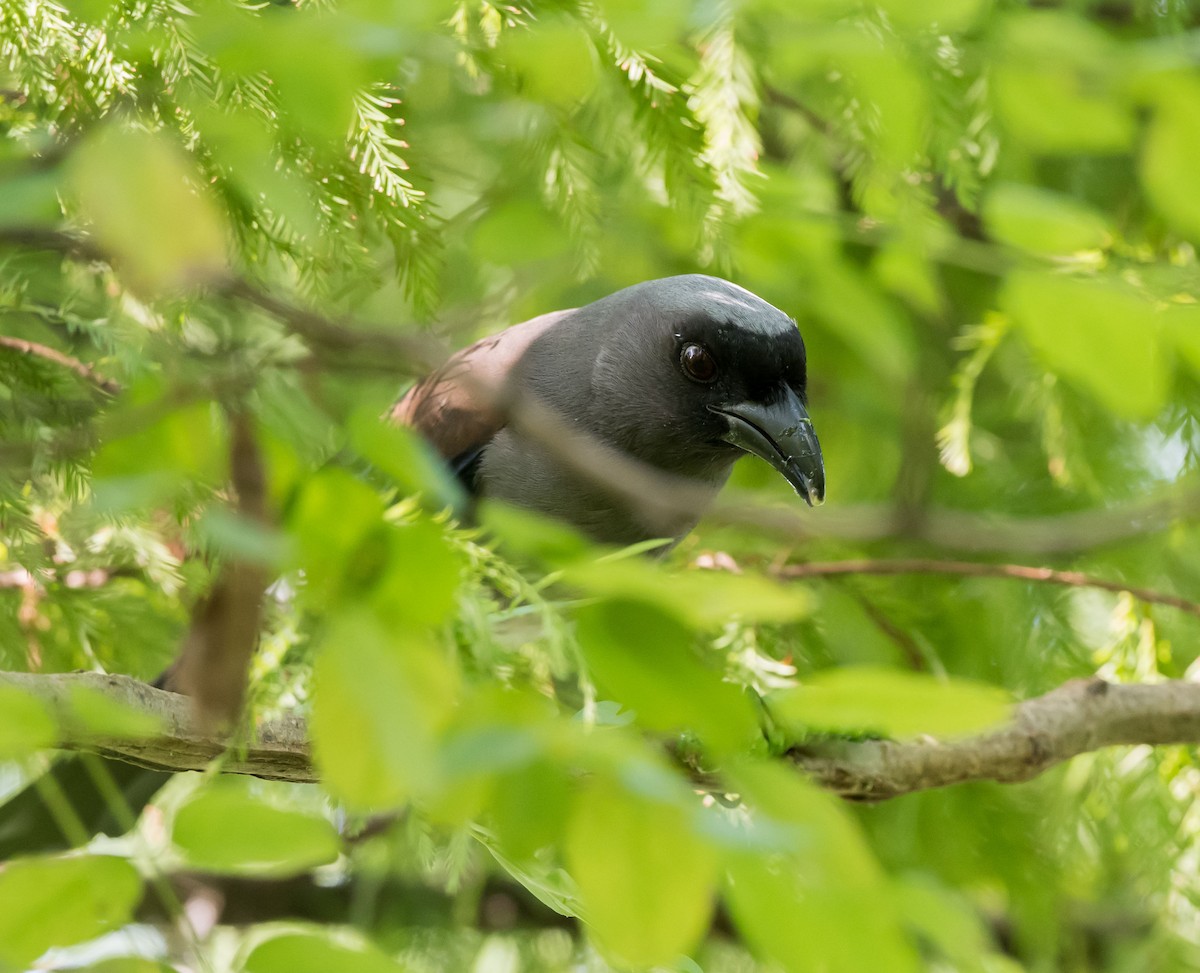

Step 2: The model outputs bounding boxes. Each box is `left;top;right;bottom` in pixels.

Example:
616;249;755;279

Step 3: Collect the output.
2;0;1200;971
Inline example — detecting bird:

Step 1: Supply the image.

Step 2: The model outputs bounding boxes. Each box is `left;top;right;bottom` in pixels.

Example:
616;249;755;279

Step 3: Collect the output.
392;274;825;545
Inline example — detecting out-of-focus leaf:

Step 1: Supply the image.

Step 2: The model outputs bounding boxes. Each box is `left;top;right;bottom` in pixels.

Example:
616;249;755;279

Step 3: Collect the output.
80;960;174;973
566;773;717;967
567;556;808;627
574;598;759;752
723;760;920;973
983;183;1111;255
601;0;691;50
66;685;163;738
244;930;408;973
91;400;226;511
991;13;1133;155
491;758;572;862
873;0;986;31
894;874;991;973
347;408;464;512
311;610;457;810
475;199;565;264
1142;81;1200;244
770;667;1010;739
1004;271;1167;420
0;684;56;758
0;855;143;967
501;22;597;106
68;127;228;291
0;171;61;226
171;779;340;876
369;518;463;628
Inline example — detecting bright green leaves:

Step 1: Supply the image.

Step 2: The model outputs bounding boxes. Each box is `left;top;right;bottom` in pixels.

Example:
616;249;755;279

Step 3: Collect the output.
1004;272;1168;420
983;184;1112;256
69;127;228;292
0;855;143;968
991;12;1133;154
566;773;718;967
1141;80;1200;244
0;683;56;758
311;612;457;811
171;779;339;876
500;22;598;107
574;599;759;753
722;761;920;973
244;929;409;973
770;667;1010;740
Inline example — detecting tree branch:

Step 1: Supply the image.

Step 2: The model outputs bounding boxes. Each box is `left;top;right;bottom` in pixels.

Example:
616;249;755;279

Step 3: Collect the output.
791;677;1200;800
0;335;120;394
8;671;1200;802
773;558;1200;621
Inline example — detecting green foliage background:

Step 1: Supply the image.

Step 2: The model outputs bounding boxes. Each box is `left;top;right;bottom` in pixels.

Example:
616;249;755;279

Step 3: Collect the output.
3;0;1200;970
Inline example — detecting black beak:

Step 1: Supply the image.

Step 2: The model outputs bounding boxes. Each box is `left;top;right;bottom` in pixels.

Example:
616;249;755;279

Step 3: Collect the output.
710;387;825;506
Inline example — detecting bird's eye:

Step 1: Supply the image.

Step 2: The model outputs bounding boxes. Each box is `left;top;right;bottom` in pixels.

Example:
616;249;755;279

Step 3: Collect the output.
680;343;718;383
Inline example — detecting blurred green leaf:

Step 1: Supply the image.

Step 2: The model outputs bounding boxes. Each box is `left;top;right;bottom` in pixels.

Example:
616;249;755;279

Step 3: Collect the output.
567;556;808;627
723;760;921;973
501;22;597;106
771;667;1010;739
0;855;143;967
566;773;717;967
0;684;56;759
894;874;992;972
68;127;228;291
311;610;457;810
983;183;1111;255
1142;81;1200;244
1004;271;1168;420
574;598;760;752
171;779;340;876
244;930;408;973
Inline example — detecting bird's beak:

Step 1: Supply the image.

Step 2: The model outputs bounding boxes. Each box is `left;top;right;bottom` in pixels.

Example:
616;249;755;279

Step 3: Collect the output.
710;387;826;506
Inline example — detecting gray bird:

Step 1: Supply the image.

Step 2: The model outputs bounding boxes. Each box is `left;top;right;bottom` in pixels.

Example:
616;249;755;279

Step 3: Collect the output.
393;275;825;545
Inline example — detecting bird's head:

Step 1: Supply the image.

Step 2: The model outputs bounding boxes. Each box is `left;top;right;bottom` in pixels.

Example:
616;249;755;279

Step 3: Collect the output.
586;275;826;507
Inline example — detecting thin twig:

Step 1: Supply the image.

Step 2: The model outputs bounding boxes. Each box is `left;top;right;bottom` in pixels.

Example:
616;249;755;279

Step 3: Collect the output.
0;335;120;394
774;558;1200;621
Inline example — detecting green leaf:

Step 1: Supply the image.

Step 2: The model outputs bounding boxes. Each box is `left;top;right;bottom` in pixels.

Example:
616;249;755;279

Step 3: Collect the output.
574;598;759;753
0;855;143;967
491;758;571;862
68;126;227;291
244;930;408;973
872;0;986;31
311;611;457;811
567;556;808;627
770;667;1010;739
1142;81;1200;244
171;779;340;876
81;959;175;973
723;761;920;973
566;774;717;967
991;13;1133;155
501;22;597;107
368;518;463;629
1004;271;1167;420
0;684;56;759
983;183;1112;255
347;409;464;512
894;874;991;972
65;686;164;739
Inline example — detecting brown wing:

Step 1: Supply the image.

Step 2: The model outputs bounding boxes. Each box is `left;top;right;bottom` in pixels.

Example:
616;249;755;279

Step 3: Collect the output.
389;309;573;463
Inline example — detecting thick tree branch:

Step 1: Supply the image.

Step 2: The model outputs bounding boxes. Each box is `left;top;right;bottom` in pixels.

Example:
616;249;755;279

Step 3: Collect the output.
791;678;1200;800
7;672;1200;802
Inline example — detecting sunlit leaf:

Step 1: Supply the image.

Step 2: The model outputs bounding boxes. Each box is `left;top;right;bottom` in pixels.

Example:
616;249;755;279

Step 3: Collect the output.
0;855;143;967
69;127;228;291
566;773;717;967
244;930;408;973
171;779;340;876
983;183;1111;255
1004;271;1167;420
770;667;1010;739
0;684;56;759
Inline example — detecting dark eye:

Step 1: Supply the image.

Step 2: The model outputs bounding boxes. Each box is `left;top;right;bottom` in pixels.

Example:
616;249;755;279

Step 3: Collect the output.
680;342;717;383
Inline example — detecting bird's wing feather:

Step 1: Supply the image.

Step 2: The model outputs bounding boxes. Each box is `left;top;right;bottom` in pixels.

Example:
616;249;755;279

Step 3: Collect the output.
390;309;575;472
